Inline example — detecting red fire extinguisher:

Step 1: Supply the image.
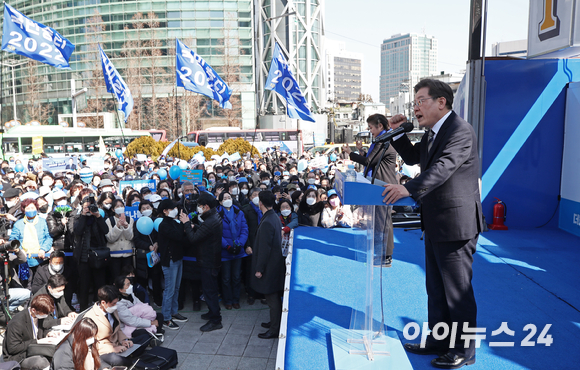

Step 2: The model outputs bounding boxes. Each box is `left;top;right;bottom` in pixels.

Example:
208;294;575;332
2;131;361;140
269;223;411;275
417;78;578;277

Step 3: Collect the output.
489;197;508;230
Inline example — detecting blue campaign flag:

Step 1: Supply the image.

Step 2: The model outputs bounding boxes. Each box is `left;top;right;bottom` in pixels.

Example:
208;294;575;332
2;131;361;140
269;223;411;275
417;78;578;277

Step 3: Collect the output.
99;45;133;122
175;38;233;109
265;43;315;122
1;3;75;69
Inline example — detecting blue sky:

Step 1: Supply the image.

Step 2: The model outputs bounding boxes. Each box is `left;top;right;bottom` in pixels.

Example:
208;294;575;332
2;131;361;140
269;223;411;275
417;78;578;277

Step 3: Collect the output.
325;0;530;101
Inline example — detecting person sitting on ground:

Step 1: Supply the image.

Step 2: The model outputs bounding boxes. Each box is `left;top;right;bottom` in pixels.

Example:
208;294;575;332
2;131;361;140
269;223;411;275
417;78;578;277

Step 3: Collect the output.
2;294;55;370
31;250;78;308
32;273;77;330
121;264;150;304
52;317;102;370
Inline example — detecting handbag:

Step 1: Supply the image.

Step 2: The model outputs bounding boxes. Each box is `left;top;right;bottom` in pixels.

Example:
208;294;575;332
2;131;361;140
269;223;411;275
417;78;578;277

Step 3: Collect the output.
88;248;110;269
134;346;178;370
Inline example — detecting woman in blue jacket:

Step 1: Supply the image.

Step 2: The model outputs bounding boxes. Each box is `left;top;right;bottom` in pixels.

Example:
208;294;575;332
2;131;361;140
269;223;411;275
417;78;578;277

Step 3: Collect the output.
10;198;53;287
217;191;248;310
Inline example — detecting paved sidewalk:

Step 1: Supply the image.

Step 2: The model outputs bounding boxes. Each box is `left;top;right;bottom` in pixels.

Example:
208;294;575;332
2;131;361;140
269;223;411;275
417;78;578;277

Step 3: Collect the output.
162;297;279;370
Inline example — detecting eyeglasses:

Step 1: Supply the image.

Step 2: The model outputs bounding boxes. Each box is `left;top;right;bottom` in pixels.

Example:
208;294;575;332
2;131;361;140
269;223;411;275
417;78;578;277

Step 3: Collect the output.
412;97;436;107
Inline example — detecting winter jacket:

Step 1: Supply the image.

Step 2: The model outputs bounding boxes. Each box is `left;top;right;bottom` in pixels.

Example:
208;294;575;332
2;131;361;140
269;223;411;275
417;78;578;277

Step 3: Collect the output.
133;221;158;280
46;209;73;251
250;209;284;295
105;216;134;258
217;205;248;260
71;213;109;264
117;293;155;331
9;216;53;268
158;216;185;267
241;202;261;248
184;208;222;269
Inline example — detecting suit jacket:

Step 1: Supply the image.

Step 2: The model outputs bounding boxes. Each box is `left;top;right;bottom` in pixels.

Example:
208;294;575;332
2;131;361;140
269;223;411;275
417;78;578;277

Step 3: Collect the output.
84;303;127;356
2;309;47;362
392;111;484;242
349;141;398;185
251;209;284;295
32;285;73;330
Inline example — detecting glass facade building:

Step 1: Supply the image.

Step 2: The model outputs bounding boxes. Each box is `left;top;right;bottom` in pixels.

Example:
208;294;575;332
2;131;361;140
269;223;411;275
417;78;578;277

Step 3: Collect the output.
0;0;256;133
379;33;437;106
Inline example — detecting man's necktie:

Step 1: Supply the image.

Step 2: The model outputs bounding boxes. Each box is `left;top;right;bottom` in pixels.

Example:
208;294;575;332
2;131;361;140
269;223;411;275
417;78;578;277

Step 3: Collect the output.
427;130;435;153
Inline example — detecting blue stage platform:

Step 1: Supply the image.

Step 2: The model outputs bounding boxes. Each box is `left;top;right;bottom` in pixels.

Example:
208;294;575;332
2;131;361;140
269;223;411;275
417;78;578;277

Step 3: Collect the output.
284;226;580;370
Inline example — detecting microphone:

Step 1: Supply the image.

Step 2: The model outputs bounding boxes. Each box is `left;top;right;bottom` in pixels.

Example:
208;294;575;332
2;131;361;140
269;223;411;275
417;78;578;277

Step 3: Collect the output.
373;121;414;143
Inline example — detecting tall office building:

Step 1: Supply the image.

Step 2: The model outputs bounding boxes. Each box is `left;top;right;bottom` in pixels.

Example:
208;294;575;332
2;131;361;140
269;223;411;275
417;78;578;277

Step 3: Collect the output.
325;39;363;103
0;0;256;132
379;33;437;106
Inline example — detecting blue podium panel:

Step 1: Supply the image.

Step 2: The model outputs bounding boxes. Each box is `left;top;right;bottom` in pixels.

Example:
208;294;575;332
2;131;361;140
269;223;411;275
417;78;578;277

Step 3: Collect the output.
335;170;415;206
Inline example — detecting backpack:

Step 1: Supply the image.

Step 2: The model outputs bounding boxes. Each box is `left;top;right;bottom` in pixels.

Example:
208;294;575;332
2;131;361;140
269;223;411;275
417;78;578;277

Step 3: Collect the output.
134;346;178;370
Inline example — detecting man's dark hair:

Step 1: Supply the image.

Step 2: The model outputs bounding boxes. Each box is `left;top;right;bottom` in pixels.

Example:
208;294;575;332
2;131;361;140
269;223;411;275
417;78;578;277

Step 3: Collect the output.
47;273;67;289
49;250;65;261
197;192;217;208
228;181;238;189
258;190;276;208
259;171;271;180
414;79;453;110
97;285;119;303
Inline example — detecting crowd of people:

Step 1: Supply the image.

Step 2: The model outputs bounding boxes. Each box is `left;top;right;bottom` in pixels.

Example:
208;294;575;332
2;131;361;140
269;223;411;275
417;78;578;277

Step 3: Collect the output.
0;141;389;370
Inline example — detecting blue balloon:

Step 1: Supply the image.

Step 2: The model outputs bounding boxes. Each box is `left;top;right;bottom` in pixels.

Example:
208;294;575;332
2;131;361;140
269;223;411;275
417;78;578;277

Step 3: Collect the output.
157;169;167;180
154;217;163;232
169;165;182;180
178;161;188;170
98;208;105;218
14;163;24;172
330;153;337;162
136;216;154;235
115;149;123;158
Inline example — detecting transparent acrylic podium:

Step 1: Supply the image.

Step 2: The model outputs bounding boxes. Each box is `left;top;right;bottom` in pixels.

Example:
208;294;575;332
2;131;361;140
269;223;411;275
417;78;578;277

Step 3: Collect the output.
330;170;415;370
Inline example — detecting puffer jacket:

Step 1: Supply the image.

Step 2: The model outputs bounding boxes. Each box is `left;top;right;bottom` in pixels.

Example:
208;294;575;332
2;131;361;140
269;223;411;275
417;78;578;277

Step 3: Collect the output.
71;212;109;264
184;207;223;269
217;205;248;260
46;209;73;251
105;216;134;258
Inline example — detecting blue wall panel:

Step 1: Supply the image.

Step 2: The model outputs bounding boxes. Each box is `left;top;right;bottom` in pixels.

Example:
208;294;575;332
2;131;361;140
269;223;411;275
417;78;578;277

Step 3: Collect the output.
481;59;580;228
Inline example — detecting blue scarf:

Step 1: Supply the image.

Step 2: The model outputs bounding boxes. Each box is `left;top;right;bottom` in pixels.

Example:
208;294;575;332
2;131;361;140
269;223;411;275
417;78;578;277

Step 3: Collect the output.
366;130;386;176
224;206;237;238
250;202;263;224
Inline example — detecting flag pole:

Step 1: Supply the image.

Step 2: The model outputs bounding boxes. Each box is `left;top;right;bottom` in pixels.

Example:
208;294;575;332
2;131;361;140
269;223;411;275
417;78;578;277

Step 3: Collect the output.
110;92;127;150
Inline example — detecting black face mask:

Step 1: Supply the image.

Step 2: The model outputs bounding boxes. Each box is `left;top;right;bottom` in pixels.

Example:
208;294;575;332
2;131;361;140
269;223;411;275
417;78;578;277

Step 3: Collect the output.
39;205;49;213
127;276;135;285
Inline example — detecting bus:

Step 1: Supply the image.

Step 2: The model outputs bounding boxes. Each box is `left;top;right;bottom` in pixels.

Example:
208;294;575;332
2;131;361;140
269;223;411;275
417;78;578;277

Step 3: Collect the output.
0;125;151;159
185;128;302;153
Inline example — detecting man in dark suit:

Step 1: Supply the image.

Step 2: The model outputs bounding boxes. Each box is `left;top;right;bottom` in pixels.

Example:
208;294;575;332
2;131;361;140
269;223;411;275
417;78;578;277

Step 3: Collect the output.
250;190;284;339
383;79;483;369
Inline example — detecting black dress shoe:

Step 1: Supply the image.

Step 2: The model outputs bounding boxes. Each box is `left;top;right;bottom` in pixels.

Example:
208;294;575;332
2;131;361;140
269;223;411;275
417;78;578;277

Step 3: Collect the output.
261;322;271;329
258;330;278;339
200;321;223;332
404;342;448;356
201;312;211;320
431;353;475;369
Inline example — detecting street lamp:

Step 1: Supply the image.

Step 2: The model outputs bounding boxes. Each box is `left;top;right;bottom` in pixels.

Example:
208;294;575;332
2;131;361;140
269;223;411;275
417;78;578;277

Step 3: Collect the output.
0;59;28;123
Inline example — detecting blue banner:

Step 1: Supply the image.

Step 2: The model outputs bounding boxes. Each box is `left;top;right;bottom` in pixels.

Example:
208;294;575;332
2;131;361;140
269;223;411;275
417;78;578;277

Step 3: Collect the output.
175;38;232;109
265;43;315;122
1;4;75;69
180;169;203;184
124;206;140;221
42;157;68;173
99;45;133;122
119;179;156;193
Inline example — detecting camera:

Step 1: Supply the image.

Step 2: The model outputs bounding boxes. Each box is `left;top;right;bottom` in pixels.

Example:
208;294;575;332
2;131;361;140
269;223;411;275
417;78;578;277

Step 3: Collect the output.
87;194;98;213
0;240;19;253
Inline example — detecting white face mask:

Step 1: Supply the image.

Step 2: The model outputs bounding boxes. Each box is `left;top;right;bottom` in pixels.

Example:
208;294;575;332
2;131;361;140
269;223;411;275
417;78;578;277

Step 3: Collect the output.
43;179;53;187
115;207;125;215
6;200;15;208
168;208;178;218
228;176;236;182
281;209;291;217
105;304;117;313
36;313;49;319
56;200;67;206
141;209;152;217
125;285;133;295
222;199;233;208
308;178;316;184
197;206;204;215
252;197;260;206
51;264;63;272
86;337;95;346
103;203;112;210
116;172;124;178
262;180;270;186
241;189;249;195
306;197;316;205
102;187;113;193
49;289;64;299
178;192;183;199
230;188;239;195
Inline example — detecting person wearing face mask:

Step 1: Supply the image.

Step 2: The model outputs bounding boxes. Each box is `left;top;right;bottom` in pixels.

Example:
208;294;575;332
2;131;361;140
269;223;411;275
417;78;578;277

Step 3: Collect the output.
97;191;116;219
240;188;263;305
36;196;50;220
217;192;248;310
259;172;271;189
133;200;163;307
2;293;54;369
237;178;250;206
52;318;102;370
105;199;134;283
41;173;55;190
45;191;72;252
157;199;189;330
298;188;324;227
53;177;66;192
114;275;165;342
113;165;125;180
9;198;53;288
31;251;78;308
32;274;78;329
181;192;223;332
277;199;298;258
321;190;354;228
302;171;319;191
71;194;110;311
84;285;142;367
3;187;23;220
227;181;242;207
98;178;115;195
